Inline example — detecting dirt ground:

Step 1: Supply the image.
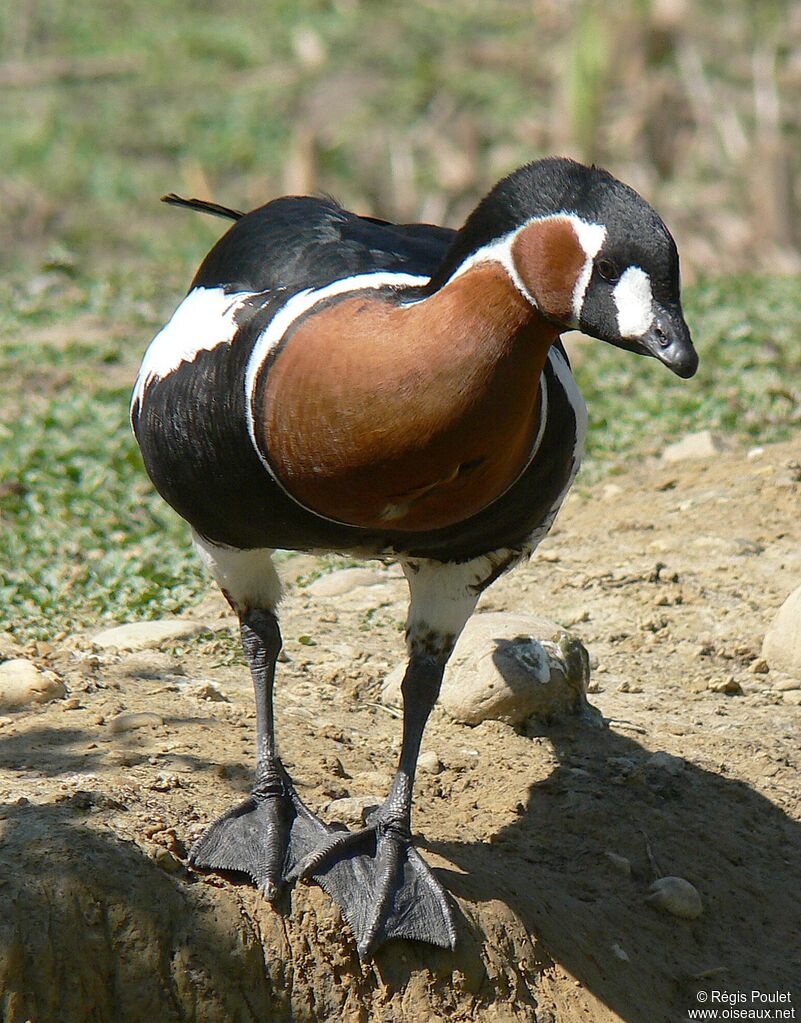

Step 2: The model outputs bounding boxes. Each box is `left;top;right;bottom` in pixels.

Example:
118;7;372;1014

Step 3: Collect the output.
1;438;800;1023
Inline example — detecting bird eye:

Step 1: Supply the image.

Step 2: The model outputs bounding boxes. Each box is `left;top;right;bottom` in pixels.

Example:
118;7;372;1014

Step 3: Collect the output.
596;258;620;283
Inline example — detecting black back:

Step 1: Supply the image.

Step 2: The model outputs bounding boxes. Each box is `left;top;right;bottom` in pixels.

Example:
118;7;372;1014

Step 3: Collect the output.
191;196;454;295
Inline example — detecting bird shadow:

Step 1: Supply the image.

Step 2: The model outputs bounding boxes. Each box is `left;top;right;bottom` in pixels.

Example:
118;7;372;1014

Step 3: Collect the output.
424;716;801;1023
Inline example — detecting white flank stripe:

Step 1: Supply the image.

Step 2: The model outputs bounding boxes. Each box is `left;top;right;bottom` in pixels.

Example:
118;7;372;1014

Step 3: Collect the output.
244;271;429;481
131;286;254;413
613;265;654;337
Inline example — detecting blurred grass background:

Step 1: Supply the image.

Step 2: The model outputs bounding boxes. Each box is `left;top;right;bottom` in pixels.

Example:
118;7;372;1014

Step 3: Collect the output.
1;0;800;641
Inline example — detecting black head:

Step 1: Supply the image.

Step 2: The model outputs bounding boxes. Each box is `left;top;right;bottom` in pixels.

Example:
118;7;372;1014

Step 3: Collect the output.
438;158;698;379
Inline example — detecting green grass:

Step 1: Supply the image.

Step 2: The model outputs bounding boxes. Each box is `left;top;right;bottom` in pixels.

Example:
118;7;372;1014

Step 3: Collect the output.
1;269;799;643
1;0;799;642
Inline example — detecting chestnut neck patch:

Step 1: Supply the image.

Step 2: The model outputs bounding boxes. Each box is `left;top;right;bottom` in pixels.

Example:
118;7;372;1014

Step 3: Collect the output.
511;218;585;324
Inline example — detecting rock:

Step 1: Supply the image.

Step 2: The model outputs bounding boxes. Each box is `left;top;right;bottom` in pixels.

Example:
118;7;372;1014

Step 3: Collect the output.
417;751;443;774
661;430;728;463
645;876;703;919
646;752;684;774
92;619;207;652
772;676;801;691
323;795;381;826
707;677;743;695
605;851;632;876
109;712;164;734
0;631;23;660
0;659;66;712
148;845;182;874
783;690;801;706
381;613;596;726
151;773;182;791
762;585;801;680
190;682;229;702
305;568;388;597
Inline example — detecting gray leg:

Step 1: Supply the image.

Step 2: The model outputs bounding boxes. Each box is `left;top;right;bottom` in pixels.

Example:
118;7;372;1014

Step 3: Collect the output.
288;652;455;956
189;608;330;898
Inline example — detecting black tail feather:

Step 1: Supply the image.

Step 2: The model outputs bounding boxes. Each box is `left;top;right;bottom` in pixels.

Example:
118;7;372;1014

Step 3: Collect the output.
161;193;245;222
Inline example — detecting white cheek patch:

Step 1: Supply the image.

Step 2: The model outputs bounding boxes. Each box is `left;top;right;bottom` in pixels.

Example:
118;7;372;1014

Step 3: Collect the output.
613;266;654;338
131;286;253;412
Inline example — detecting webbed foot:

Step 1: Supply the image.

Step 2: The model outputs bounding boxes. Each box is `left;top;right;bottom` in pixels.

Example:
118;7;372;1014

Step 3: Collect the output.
288;804;455;957
189;763;331;900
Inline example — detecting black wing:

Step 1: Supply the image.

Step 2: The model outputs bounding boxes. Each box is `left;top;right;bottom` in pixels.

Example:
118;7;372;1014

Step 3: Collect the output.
188;196;456;295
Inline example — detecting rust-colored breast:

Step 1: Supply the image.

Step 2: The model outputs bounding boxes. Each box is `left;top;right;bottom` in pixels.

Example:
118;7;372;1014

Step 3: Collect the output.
254;264;559;531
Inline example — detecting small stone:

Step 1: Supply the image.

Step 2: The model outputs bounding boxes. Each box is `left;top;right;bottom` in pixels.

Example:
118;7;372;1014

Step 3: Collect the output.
93;619;207;652
646;752;684;774
645;876;703;919
417;751;443;774
750;658;769;675
0;631;23;659
190;682;229;702
605;851;632;875
762;585;801;680
151;772;182;791
150;845;182;874
109;711;164;733
617;681;644;693
611;942;630;961
707;677;743;695
324;795;381;826
772;676;801;691
306;568;387;597
661;430;728;463
0;659;66;712
782;690;801;706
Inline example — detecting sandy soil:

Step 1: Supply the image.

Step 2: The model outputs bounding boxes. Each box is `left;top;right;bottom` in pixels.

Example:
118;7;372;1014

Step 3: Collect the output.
1;439;800;1023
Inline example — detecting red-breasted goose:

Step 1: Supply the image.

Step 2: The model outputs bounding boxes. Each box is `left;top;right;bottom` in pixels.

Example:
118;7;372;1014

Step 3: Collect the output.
131;157;698;957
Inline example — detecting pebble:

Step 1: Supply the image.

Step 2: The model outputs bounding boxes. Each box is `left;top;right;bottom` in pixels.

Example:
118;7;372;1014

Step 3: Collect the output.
605;851;632;876
772;676;801;691
645;876;703;919
417;751;443;774
109;711;165;733
0;631;23;659
646;752;684;774
149;845;182;874
190;682;229;702
323;794;381;826
762;584;801;680
661;430;728;463
92;619;207;652
0;659;66;712
151;772;182;791
783;690;801;706
707;677;743;695
381;613;596;726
